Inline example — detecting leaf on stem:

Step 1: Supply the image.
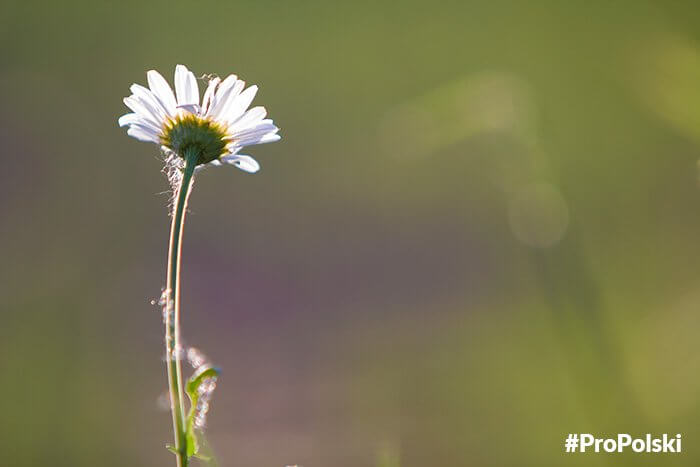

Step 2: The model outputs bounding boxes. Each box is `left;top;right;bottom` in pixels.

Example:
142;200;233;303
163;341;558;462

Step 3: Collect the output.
185;365;221;458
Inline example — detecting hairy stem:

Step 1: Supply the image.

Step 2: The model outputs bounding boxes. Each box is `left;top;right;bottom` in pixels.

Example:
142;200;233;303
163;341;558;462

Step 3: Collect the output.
165;148;199;467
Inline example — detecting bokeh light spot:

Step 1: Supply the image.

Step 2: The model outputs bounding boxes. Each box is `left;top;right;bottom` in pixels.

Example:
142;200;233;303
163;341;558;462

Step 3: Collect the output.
507;183;569;248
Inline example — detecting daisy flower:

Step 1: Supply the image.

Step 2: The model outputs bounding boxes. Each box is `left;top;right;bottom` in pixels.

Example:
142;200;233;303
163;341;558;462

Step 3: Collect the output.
119;64;280;173
118;65;282;465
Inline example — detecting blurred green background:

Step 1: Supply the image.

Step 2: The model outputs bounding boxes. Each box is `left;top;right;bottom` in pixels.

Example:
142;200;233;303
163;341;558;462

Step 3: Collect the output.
2;1;700;466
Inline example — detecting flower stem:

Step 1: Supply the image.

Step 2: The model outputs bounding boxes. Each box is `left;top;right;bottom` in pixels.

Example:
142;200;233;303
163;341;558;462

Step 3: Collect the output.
165;147;199;467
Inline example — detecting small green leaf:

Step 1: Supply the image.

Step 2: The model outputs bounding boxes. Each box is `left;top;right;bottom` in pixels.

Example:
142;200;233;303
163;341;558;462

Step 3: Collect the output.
166;444;178;455
184;365;221;458
186;366;221;398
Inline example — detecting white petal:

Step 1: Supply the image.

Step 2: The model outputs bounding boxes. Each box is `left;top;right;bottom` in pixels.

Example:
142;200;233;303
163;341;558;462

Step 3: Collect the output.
127;126;159;143
221;85;257;123
174;64;199;107
129;84;168;121
231;133;280;150
233;121;279;141
132;121;162;137
258;133;281;144
130;84;165;114
218;81;245;121
147;70;177;116
118;112;161;134
176;103;200;114
229;121;276;136
201;77;221;115
118;112;138;127
221;154;260;173
229;106;267;132
245;133;281;146
123;96;163;128
207;75;242;119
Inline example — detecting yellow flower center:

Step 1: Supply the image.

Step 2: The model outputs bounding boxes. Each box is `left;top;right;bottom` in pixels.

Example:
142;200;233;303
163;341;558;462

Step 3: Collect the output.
161;114;229;165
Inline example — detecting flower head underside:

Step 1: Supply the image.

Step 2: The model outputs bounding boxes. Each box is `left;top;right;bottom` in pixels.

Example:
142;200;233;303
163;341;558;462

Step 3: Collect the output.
119;64;281;173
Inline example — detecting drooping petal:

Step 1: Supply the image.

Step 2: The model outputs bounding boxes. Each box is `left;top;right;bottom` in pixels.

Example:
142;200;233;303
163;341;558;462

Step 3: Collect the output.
174;64;199;107
220;154;260;173
147;70;177;116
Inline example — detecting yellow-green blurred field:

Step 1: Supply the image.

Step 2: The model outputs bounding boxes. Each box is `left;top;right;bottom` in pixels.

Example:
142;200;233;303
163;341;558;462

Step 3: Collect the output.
2;1;700;466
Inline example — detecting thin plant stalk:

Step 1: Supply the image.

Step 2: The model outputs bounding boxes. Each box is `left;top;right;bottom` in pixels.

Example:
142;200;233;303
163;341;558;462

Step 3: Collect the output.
165;148;200;467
